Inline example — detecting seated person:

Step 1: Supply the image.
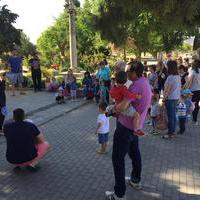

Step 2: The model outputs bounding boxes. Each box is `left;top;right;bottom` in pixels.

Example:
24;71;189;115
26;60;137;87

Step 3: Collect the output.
108;71;144;136
3;108;50;172
55;86;65;104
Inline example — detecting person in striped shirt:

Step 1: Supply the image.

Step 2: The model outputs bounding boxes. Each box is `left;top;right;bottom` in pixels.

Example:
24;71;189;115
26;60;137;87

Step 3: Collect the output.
177;95;187;134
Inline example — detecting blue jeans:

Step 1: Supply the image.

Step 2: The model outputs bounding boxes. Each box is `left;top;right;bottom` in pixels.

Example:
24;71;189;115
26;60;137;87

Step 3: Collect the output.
112;122;142;197
165;100;178;134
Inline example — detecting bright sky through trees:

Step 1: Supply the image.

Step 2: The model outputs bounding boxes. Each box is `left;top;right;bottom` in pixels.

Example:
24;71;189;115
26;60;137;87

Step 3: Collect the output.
1;0;84;44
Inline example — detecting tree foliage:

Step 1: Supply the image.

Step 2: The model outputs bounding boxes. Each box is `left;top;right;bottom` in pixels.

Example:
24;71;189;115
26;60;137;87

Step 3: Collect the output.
37;1;109;71
96;0;200;57
0;3;21;53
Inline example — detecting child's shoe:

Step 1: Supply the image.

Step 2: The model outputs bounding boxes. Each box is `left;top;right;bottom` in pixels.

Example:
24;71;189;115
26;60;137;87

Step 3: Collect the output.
134;129;145;136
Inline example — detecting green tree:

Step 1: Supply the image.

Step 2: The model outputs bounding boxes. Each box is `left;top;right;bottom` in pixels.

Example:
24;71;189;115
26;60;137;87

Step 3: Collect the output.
0;3;21;54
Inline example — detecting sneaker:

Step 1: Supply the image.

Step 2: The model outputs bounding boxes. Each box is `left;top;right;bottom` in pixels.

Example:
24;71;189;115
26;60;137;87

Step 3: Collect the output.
129;180;142;190
194;121;199;126
105;191;126;200
0;129;4;136
134;129;145;137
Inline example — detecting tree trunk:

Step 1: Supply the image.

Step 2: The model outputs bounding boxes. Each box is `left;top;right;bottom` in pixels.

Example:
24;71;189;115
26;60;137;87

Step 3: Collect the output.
123;45;126;62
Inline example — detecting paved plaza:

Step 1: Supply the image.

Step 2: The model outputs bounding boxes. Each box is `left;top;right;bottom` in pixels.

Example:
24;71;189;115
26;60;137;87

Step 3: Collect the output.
0;93;200;200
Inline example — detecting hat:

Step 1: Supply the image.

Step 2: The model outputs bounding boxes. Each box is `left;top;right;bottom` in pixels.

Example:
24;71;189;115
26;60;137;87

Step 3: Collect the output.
182;89;192;95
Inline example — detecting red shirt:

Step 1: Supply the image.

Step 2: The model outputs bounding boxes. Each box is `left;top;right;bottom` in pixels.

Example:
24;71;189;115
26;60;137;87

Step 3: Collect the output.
110;85;138;104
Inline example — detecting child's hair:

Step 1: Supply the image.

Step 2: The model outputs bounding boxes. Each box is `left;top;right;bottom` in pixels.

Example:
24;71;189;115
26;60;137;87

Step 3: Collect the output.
149;65;156;72
115;71;127;84
99;102;107;112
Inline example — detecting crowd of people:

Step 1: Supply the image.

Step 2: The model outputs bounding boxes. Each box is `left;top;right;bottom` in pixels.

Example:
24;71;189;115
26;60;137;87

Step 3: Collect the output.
1;48;200;199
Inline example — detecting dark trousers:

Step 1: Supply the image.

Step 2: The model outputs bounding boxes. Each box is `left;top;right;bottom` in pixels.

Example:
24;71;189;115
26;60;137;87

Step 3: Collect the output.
0;112;5;130
165;100;178;134
105;80;111;104
179;117;186;133
32;70;41;91
192;90;200;122
112;122;142;197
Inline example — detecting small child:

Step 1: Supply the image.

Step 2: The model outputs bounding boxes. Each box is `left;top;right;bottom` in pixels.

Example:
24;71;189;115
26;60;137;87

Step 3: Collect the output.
109;71;144;136
95;102;110;154
150;95;160;135
148;65;158;89
177;95;187;134
56;86;65;104
182;89;194;118
70;78;77;101
0;73;7;134
100;81;109;104
94;79;100;104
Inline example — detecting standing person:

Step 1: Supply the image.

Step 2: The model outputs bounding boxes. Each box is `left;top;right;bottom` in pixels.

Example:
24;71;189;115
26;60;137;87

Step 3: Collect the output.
162;60;181;139
8;49;25;96
82;72;93;99
106;61;152;200
70;78;78;101
178;65;188;88
3;108;50;172
94;79;100;104
156;61;167;94
150;95;160;135
177;95;187;134
65;69;75;93
185;59;200;125
148;65;158;90
0;73;7;134
95;102;110;154
97;61;111;103
100;81;109;104
29;53;42;92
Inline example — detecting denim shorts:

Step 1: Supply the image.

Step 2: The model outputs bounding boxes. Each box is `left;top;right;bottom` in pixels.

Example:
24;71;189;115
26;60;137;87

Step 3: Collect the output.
98;133;109;144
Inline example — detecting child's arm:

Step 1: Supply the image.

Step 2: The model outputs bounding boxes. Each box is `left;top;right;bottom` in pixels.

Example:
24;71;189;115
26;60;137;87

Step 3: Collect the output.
95;122;102;134
123;87;142;101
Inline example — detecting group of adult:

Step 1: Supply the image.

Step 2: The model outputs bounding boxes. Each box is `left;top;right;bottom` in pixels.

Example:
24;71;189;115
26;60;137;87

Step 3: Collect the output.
6;49;42;96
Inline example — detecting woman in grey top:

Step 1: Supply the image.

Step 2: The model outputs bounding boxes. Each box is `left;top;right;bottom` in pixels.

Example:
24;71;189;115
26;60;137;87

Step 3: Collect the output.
163;61;181;139
185;59;200;125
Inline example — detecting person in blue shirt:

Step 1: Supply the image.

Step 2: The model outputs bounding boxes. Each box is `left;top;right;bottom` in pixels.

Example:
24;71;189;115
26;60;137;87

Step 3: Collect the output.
8;49;26;96
96;60;111;103
82;72;93;99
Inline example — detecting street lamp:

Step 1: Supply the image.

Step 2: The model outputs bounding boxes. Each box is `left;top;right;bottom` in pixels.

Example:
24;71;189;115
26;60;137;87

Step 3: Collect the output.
65;0;78;70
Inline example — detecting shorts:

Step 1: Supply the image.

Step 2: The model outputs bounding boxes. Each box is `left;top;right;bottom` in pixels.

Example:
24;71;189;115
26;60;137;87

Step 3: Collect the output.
12;73;23;85
122;105;136;117
98;133;109;144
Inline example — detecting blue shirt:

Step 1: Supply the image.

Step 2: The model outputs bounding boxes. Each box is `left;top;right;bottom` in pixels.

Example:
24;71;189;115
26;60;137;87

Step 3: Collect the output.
4;121;40;164
97;67;111;81
8;56;22;73
70;82;78;90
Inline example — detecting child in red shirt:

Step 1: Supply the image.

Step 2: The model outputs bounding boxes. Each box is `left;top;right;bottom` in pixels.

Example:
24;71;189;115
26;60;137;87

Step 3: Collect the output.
108;71;144;136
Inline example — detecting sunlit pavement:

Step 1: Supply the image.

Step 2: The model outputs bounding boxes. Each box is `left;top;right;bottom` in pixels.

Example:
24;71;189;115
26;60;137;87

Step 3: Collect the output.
0;103;199;200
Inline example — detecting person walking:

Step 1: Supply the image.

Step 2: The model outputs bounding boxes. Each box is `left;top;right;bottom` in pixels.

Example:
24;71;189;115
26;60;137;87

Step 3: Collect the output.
106;61;152;200
3;108;50;172
185;59;200;125
29;53;42;92
162;60;181;139
8;49;26;96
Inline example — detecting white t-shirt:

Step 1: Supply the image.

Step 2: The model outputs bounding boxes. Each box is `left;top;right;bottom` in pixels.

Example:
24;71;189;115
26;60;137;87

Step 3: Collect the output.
189;70;200;92
97;114;109;134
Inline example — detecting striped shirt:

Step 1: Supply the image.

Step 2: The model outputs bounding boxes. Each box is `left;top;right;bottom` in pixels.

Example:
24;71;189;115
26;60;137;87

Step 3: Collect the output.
177;102;187;118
